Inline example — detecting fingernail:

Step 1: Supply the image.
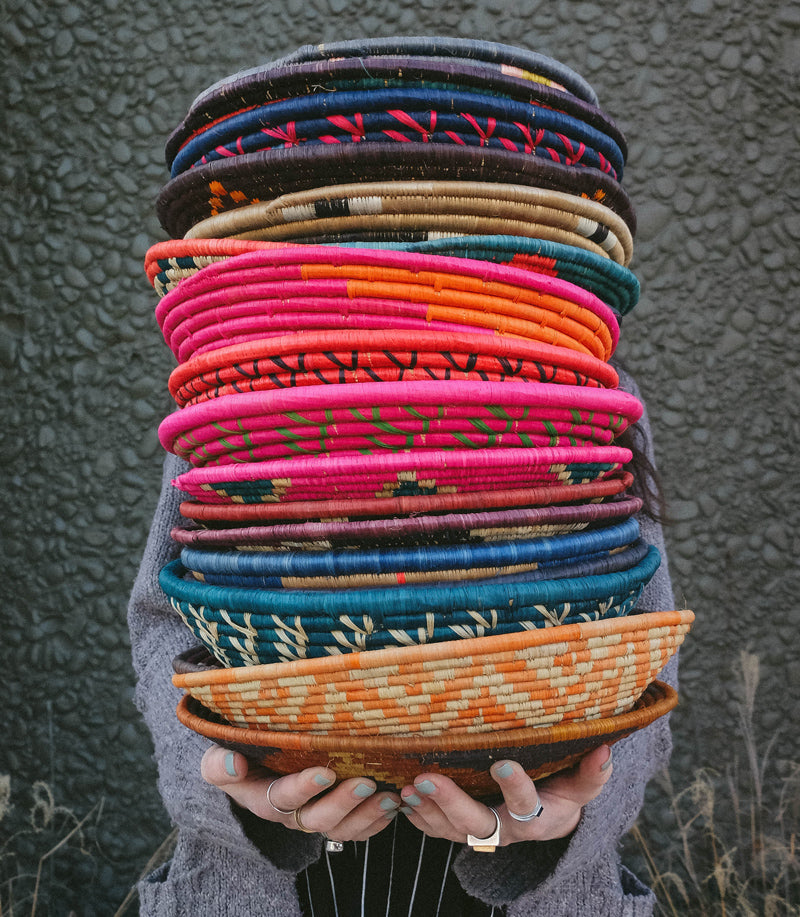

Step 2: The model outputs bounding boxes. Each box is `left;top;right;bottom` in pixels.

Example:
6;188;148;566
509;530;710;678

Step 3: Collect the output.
404;793;421;807
379;797;398;811
399;806;414;816
383;809;398;821
314;774;333;787
601;748;613;771
496;762;514;779
415;779;436;795
354;782;375;798
224;752;237;777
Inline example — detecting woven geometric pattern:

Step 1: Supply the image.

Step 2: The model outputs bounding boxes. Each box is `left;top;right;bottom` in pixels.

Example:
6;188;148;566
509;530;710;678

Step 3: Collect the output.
174;680;678;796
145;235;640;315
159;544;661;664
171;609;693;736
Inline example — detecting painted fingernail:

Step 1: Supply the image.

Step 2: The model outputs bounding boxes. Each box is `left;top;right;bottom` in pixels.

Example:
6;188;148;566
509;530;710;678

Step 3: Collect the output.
314;774;333;787
354;782;376;798
383;809;398;821
399;806;414;816
601;748;613;771
379;797;399;811
415;779;436;795
224;752;238;777
404;793;421;807
496;762;515;779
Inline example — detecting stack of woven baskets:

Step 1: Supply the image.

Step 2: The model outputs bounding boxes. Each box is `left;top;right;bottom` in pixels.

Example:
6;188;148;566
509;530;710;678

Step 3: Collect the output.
147;37;692;794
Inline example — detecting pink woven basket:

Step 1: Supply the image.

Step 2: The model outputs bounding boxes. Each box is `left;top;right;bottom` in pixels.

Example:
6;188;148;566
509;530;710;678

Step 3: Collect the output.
159;379;642;466
154;245;620;363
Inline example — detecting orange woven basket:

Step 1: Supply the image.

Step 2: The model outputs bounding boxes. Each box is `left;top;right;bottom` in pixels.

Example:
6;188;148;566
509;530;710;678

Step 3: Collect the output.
172;610;693;736
176;680;679;796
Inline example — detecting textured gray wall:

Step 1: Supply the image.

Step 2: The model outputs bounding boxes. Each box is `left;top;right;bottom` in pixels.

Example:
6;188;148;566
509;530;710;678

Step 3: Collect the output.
2;0;798;912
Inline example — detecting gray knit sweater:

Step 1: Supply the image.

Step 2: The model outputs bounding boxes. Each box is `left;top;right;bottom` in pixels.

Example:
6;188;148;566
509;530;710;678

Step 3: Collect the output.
128;373;677;916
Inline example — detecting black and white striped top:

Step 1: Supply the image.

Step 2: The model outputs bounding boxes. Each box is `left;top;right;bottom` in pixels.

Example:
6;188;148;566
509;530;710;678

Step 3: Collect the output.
297;815;502;917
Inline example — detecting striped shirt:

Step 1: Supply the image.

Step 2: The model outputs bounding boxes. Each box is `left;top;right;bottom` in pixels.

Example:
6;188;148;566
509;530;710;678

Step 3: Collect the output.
297;815;502;917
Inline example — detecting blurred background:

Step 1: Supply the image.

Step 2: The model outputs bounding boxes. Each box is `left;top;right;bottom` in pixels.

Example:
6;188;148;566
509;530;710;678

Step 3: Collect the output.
2;0;798;912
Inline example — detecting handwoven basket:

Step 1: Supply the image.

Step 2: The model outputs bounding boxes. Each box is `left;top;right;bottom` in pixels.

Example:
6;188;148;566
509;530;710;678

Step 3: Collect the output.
170;495;643;549
159;380;642;466
182;181;633;267
175;679;678;795
154;244;621;363
171;609;692;736
158;543;661;665
167;328;620;408
169;93;625;181
166;52;623;165
177;471;635;524
178;516;641;579
145;235;640;315
155;144;635;239
169;495;644;551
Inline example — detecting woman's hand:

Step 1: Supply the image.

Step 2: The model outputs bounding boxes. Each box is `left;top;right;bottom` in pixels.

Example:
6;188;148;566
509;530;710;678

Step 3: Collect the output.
399;744;614;848
201;746;401;842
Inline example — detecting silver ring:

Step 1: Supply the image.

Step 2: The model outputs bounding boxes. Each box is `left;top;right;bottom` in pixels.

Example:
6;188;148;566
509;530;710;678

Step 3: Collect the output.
508;799;544;822
466;805;501;852
266;778;295;816
325;839;345;854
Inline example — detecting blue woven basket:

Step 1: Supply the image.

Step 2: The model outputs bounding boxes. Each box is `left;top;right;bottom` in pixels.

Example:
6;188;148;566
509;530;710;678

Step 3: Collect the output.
180;517;640;579
158;544;661;664
184;539;650;589
169;87;625;178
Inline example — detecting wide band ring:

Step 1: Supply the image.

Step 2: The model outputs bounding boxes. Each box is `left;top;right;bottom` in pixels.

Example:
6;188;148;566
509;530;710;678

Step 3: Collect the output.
266;778;295;816
324;837;345;854
292;805;317;833
508;799;544;822
466;805;501;853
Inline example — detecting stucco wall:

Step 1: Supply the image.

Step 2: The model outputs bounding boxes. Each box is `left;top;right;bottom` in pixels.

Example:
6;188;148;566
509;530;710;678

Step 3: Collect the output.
2;0;798;911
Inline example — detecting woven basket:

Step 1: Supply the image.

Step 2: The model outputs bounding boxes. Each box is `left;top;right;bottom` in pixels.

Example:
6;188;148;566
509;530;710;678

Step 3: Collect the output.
242;37;601;102
166;53;625;168
167;328;620;408
181;181;633;267
171;608;691;735
169;38;605;159
145;236;640;316
175;679;677;795
177;471;634;524
158;543;660;665
168;92;624;180
178;516;642;582
155;245;621;364
159;380;641;466
155;144;635;239
170;496;643;551
185;540;651;590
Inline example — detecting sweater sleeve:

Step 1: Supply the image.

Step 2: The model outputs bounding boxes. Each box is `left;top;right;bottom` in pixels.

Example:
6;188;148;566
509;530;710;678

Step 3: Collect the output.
452;369;679;915
127;453;324;887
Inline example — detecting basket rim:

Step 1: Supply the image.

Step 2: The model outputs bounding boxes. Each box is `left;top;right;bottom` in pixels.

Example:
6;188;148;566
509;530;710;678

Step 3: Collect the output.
175;678;678;752
172;608;693;687
168;89;625;179
168;494;643;547
159;543;661;619
155;143;635;239
165;53;624;167
177;472;634;522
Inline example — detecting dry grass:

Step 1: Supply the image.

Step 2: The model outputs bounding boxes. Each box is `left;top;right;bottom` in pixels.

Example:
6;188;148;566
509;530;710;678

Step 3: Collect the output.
0;778;175;917
0;778;102;917
631;651;800;916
